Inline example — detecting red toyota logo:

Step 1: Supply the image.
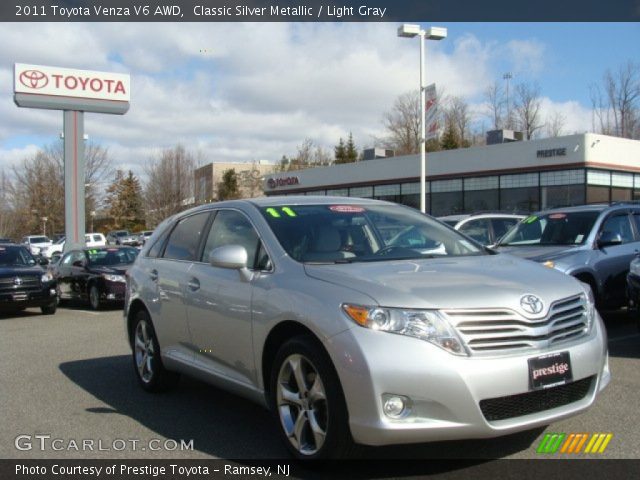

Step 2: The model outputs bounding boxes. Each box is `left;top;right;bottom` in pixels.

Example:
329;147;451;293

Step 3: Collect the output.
19;70;49;89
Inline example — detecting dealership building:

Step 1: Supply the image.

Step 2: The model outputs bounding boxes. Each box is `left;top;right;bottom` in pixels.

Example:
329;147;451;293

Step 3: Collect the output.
263;133;640;216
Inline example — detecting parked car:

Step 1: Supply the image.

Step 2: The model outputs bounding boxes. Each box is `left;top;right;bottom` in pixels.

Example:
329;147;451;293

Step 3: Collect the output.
53;246;138;310
137;230;154;246
627;256;640;326
125;197;609;460
41;233;107;258
495;203;640;309
0;237;12;243
0;243;57;315
107;230;139;246
21;235;53;256
438;213;525;246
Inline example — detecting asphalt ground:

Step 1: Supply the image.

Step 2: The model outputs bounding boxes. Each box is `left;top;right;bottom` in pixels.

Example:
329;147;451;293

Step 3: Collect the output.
0;304;638;461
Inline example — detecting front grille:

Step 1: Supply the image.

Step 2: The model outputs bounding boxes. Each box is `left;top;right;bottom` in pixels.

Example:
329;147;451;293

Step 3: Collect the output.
444;295;589;354
479;376;594;422
0;275;41;293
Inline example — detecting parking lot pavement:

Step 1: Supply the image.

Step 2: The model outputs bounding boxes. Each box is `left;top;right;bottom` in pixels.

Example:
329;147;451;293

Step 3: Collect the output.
0;306;638;460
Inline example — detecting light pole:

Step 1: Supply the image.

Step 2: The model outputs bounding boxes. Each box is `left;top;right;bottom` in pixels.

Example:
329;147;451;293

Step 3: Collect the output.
398;24;447;214
503;72;512;129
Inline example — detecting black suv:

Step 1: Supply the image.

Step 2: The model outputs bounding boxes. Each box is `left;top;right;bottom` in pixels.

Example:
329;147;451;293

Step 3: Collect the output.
496;203;640;309
0;244;57;315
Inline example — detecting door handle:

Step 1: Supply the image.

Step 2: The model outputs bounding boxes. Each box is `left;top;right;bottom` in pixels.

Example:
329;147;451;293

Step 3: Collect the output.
187;277;200;291
149;269;158;281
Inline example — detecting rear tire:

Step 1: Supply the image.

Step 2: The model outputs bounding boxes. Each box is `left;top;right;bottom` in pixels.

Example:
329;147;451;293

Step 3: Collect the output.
40;302;57;315
269;335;356;459
131;309;179;392
89;284;101;311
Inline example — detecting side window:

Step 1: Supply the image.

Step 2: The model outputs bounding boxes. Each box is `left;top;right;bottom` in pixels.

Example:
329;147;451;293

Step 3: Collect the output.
61;252;75;266
492;218;519;240
601;214;634;244
147;226;172;258
633;213;640;239
201;210;263;269
162;212;210;261
459;219;491;245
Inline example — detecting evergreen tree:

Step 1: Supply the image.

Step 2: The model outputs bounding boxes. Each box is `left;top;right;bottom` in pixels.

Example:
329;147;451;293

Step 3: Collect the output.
105;170;145;230
440;118;461;150
334;138;347;164
217;169;240;201
345;132;358;163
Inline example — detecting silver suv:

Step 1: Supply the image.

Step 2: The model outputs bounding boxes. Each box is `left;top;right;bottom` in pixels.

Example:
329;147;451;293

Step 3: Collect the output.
495;203;640;308
124;197;609;459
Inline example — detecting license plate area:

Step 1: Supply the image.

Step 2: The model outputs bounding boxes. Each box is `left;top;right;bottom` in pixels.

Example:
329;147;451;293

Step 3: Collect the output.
528;351;572;390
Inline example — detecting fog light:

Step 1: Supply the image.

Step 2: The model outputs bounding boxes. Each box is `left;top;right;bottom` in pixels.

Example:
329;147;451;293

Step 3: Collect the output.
107;293;116;300
50;289;56;296
382;395;410;418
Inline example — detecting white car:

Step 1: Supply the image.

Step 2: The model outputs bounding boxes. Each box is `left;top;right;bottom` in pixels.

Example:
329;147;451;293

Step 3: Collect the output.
438;213;525;246
21;235;53;256
40;233;107;258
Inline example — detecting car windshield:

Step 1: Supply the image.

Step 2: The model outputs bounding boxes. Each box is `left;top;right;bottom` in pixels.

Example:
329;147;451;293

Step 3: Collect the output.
54;237;65;245
30;236;49;243
115;231;129;237
86;248;138;266
498;211;600;246
0;246;36;266
260;204;485;263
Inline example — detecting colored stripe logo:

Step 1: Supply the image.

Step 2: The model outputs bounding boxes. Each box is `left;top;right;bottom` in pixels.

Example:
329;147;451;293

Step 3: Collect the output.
537;433;613;454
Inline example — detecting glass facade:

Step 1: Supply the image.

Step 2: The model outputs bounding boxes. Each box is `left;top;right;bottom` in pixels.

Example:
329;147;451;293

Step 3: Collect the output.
273;167;637;216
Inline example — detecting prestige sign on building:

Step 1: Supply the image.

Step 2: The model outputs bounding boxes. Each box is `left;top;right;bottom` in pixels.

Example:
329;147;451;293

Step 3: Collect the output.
15;63;130;106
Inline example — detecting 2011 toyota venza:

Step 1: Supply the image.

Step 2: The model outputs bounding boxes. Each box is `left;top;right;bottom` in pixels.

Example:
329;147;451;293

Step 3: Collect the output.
124;197;610;459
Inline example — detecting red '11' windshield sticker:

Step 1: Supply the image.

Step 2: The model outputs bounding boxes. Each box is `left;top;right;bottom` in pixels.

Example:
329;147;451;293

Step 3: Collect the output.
329;205;365;213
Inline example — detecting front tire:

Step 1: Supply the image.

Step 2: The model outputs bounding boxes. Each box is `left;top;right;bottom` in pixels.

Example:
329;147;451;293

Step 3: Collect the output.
131;310;179;392
88;284;101;311
40;302;57;315
269;335;355;460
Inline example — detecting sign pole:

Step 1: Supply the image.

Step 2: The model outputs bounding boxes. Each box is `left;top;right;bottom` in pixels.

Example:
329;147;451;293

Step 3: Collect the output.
63;110;85;251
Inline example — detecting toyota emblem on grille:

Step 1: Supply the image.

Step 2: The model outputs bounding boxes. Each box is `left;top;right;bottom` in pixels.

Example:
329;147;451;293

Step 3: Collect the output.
520;294;544;315
14;277;23;286
19;70;49;89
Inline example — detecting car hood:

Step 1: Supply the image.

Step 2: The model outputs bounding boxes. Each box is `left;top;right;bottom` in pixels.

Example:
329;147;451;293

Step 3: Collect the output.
0;266;43;277
303;254;584;314
88;265;129;275
494;245;582;262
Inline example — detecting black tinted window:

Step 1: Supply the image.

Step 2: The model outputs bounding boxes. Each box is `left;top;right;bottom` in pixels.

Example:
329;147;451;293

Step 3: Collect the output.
458;219;491;245
162;213;210;261
601;214;634;244
492;218;519;240
201;210;261;267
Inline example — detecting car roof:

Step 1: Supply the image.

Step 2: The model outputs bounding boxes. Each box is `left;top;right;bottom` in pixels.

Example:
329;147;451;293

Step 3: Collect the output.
534;203;619;215
248;196;392;207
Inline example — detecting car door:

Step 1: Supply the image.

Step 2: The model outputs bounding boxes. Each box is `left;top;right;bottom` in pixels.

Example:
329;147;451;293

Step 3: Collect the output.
57;250;82;298
153;211;211;364
593;211;637;306
185;209;262;386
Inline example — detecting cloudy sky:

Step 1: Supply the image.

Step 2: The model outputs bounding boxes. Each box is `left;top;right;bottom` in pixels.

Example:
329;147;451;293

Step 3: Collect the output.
1;22;638;179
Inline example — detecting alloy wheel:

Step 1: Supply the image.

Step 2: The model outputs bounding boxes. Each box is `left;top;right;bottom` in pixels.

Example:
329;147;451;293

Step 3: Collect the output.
134;320;155;383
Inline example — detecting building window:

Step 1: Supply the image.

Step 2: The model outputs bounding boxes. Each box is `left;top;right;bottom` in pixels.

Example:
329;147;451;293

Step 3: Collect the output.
400;194;423;210
611;188;632;202
612;172;633;188
349;186;373;198
500;187;539;213
374;184;400;196
464;190;499;212
326;188;348;196
587;170;611;186
541;185;586;209
464;176;499;191
540;169;585;186
587;186;610;203
432;179;462;193
401;182;428;194
500;173;538;189
307;190;326;196
431;192;463;216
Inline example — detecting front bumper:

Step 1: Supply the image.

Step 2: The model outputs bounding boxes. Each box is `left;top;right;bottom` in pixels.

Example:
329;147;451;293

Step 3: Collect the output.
101;282;126;303
0;283;57;310
627;273;640;311
327;315;610;446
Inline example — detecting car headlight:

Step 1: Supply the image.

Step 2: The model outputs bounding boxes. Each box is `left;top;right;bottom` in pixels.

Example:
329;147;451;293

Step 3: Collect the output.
342;304;468;356
41;272;53;283
542;260;555;268
579;285;597;333
103;274;126;283
630;261;640;277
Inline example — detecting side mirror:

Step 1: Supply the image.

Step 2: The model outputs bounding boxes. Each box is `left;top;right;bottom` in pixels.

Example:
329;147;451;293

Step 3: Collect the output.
72;260;86;268
209;245;248;270
597;231;623;248
38;257;49;266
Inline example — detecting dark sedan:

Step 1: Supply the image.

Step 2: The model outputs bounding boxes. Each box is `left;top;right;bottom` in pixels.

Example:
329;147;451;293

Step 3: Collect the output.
54;247;138;310
0;244;57;315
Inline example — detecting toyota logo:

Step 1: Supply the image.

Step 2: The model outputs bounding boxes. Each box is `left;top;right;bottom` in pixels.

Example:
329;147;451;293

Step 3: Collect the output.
520;294;544;315
13;277;23;286
19;70;49;89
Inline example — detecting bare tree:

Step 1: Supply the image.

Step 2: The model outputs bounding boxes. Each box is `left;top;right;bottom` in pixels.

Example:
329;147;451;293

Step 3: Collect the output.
484;81;505;130
545;110;567;138
278;138;332;172
144;145;196;227
590;61;640;139
0;170;17;239
444;95;473;146
381;90;421;155
514;82;544;140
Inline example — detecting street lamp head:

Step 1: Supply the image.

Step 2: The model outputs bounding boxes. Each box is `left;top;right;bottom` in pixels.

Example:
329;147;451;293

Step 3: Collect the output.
425;26;447;40
397;24;421;38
